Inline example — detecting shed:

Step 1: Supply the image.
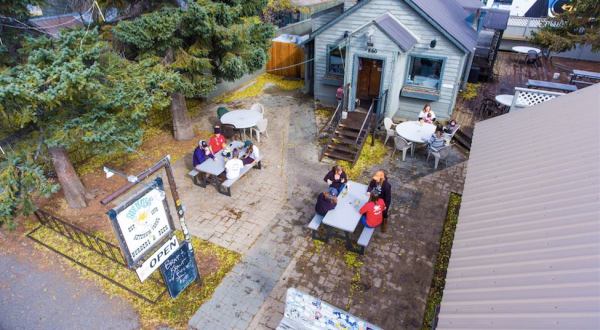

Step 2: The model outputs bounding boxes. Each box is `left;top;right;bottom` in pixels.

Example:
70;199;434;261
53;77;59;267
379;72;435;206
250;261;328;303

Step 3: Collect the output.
436;84;600;329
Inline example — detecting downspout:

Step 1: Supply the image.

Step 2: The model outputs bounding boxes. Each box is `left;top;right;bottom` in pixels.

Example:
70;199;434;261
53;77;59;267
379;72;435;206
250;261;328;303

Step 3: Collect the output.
461;48;476;90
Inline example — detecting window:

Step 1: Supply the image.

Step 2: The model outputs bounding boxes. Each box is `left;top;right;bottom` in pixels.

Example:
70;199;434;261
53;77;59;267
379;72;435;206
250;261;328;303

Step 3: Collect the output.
405;56;444;90
327;45;346;76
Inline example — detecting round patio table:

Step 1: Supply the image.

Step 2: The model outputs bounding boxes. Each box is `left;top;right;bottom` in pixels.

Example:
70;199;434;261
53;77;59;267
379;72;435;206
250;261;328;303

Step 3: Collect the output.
495;94;514;107
220;109;262;129
512;46;541;54
395;121;436;143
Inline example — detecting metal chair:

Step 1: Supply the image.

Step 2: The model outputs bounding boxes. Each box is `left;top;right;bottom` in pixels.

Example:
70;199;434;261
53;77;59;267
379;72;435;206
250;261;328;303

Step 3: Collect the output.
392;136;413;161
526;50;539;68
217;107;229;120
479;98;501;119
251;118;269;143
383;117;396;146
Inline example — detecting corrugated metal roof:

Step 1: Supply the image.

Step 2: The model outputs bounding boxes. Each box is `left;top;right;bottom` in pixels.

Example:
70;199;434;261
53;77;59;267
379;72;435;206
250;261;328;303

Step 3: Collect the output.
437;84;600;329
456;0;484;10
373;13;417;52
409;0;478;51
29;14;83;38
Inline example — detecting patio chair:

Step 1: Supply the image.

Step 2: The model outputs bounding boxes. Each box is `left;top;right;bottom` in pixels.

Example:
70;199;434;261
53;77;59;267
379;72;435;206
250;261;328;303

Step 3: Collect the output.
383;117;396;146
251;118;269;143
250;103;265;117
443;124;460;143
479;98;501;119
392;136;413;161
427;145;452;170
221;124;237;139
217;106;229;120
526;50;539;68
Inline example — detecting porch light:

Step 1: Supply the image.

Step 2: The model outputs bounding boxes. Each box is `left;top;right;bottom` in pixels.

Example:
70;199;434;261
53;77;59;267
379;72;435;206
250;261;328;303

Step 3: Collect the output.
430;39;437;48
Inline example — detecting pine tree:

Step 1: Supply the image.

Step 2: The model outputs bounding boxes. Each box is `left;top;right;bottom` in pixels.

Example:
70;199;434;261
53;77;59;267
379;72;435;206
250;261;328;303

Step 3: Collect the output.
530;0;600;52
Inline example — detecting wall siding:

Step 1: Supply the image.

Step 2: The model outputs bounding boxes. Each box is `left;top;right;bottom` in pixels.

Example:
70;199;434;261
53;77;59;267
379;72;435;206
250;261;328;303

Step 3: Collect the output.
313;0;469;119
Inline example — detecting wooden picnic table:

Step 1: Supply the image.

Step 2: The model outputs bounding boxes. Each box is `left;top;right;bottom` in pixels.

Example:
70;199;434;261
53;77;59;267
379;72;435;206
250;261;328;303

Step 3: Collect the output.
570;69;600;86
527;79;577;93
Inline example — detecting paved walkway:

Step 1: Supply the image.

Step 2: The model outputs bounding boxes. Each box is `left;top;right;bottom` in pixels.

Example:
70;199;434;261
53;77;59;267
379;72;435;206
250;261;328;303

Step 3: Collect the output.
0;249;139;330
186;90;468;329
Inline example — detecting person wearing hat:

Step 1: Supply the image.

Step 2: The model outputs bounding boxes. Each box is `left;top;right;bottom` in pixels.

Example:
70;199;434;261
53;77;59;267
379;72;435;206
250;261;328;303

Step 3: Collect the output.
315;187;338;217
209;125;227;153
193;140;214;169
367;170;392;232
242;140;260;166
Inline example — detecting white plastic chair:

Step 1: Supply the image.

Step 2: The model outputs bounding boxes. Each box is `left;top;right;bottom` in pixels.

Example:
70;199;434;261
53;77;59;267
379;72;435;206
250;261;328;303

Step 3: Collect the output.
251;118;269;143
443;124;460;144
427;145;452;169
383;117;396;146
392;136;413;161
250;103;265;117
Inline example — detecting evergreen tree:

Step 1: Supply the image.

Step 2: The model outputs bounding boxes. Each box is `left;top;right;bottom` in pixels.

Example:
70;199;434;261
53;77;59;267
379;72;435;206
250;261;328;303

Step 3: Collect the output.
530;0;600;52
0;0;43;66
113;1;275;140
0;29;183;208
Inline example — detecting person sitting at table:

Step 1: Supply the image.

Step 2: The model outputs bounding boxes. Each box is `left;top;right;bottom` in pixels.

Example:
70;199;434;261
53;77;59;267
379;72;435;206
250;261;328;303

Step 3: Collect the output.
359;193;386;229
193;140;214;169
242;141;260;166
209;126;227;153
367;170;392;232
224;149;244;180
418;104;436;124
323;165;347;191
315;187;338;217
424;126;446;152
443;120;458;135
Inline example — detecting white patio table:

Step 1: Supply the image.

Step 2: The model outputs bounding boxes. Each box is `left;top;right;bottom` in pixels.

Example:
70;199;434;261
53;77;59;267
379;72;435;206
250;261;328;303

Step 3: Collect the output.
322;180;369;250
495;94;514;107
220;109;262;139
396;121;436;155
512;46;541;54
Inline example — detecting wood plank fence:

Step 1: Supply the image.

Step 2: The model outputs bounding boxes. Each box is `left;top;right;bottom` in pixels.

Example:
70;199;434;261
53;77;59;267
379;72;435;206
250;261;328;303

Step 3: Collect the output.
267;41;304;78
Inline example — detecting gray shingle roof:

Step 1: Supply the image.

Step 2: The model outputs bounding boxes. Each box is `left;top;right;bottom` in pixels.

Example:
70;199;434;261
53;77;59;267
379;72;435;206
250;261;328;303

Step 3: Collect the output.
373;13;417;52
481;8;510;30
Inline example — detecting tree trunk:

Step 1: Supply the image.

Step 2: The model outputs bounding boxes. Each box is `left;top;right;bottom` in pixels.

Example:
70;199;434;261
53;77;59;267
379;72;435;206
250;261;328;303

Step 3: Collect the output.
49;147;87;209
171;92;194;141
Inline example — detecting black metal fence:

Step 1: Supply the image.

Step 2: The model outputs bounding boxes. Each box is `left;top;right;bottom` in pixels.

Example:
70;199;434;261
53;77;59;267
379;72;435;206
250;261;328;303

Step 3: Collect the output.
27;209;166;304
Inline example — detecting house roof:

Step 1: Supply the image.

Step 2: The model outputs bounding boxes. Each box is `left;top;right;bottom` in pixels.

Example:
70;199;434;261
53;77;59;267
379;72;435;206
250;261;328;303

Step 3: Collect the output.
481;8;510;30
456;0;484;10
304;0;477;53
373;13;417;52
29;13;83;38
437;84;600;329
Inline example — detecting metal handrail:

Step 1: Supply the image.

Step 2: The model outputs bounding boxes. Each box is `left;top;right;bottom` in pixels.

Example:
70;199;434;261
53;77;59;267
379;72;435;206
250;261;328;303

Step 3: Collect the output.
355;99;375;145
320;102;343;134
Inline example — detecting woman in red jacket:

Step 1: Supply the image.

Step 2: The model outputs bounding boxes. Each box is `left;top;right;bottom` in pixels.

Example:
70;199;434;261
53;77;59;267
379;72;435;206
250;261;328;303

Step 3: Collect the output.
359;194;386;228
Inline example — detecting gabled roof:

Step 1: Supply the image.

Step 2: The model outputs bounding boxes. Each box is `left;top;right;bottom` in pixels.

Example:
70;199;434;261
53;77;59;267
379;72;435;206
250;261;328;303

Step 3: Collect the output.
481;8;510;31
373;13;418;52
456;0;484;10
304;0;477;53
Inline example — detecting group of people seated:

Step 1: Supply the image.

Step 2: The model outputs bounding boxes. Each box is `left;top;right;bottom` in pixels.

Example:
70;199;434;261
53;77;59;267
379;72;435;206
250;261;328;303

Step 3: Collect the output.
315;167;392;232
193;126;259;180
423;120;458;152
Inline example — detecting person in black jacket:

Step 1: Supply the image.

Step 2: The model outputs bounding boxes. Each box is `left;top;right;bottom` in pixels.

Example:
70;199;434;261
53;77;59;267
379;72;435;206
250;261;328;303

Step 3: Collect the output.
323;165;347;191
367;170;392;232
315;187;339;216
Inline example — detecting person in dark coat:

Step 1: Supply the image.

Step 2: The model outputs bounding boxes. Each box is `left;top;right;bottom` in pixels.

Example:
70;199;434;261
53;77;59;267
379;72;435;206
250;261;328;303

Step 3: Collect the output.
323;165;347;191
193;140;214;169
367;170;392;232
315;187;339;217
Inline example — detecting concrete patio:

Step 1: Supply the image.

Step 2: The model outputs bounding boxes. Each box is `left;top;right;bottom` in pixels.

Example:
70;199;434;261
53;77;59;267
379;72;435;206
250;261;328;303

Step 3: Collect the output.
176;88;468;329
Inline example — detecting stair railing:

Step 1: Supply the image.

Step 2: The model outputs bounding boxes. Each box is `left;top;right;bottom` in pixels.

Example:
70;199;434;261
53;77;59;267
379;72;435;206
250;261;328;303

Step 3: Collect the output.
354;99;375;145
351;99;376;164
319;102;343;135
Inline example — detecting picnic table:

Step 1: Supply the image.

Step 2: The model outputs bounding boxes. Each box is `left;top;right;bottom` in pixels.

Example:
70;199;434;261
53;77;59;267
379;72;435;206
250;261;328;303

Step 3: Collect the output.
277;288;382;330
527;79;577;93
189;141;261;196
570;69;600;86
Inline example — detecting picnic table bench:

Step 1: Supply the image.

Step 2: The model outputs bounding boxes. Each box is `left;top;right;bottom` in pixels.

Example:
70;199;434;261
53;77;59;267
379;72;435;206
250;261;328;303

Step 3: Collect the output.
570;69;600;86
187;141;262;196
307;181;376;255
527;79;577;93
278;288;382;330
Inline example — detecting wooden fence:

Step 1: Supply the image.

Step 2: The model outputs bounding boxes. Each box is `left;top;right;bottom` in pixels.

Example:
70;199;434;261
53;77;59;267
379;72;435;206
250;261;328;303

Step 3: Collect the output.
267;41;304;78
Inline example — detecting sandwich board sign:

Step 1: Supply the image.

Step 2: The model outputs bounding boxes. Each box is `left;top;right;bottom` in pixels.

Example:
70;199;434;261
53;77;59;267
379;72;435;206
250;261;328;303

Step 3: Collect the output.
135;235;179;282
160;241;199;298
107;177;175;268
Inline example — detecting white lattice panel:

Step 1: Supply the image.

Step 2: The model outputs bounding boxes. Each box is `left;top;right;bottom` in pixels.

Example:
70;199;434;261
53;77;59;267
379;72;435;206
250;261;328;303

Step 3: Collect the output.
511;88;566;110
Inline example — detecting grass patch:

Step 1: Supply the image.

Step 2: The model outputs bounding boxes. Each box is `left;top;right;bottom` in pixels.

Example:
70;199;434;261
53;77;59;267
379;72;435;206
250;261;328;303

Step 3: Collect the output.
458;83;480;101
343;251;364;310
422;192;461;330
315;108;334;120
28;227;240;329
216;73;304;103
338;139;387;180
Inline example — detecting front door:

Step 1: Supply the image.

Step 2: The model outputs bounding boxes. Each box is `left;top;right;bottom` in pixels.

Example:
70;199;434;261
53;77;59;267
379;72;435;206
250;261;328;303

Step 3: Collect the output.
356;57;383;109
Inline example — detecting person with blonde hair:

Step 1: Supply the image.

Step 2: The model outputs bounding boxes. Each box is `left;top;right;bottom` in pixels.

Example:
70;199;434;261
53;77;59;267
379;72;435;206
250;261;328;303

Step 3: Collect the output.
367;170;392;232
418;104;436;124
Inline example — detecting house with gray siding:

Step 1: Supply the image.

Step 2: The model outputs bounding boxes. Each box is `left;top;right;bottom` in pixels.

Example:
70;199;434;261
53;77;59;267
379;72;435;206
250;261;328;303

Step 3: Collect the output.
303;0;480;120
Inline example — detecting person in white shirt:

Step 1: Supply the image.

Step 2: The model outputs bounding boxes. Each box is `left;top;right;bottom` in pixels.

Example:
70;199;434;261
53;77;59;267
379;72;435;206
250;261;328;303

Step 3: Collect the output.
225;149;244;180
242;141;260;165
417;104;436;124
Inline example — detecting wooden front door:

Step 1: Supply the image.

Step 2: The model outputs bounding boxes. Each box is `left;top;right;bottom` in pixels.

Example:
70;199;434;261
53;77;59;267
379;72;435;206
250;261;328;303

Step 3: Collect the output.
356;58;383;104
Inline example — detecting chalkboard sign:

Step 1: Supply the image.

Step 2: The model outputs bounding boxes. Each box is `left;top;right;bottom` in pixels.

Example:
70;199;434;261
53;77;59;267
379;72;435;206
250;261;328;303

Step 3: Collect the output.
160;241;199;298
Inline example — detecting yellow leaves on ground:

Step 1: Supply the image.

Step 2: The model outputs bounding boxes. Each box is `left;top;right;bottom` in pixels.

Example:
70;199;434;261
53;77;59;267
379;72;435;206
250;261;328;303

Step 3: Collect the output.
216;73;303;103
339;139;388;181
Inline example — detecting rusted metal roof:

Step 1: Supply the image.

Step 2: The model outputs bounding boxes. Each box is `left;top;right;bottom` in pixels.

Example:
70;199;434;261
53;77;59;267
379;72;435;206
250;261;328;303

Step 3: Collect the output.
437;84;600;329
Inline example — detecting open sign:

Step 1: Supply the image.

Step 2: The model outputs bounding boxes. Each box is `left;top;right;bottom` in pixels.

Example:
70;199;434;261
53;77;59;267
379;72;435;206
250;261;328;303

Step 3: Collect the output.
135;235;179;282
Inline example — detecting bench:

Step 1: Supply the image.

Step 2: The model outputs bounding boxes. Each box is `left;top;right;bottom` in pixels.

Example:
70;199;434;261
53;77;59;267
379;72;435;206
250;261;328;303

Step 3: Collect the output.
357;227;375;255
187;169;205;187
526;79;577;93
307;214;324;240
218;159;262;196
